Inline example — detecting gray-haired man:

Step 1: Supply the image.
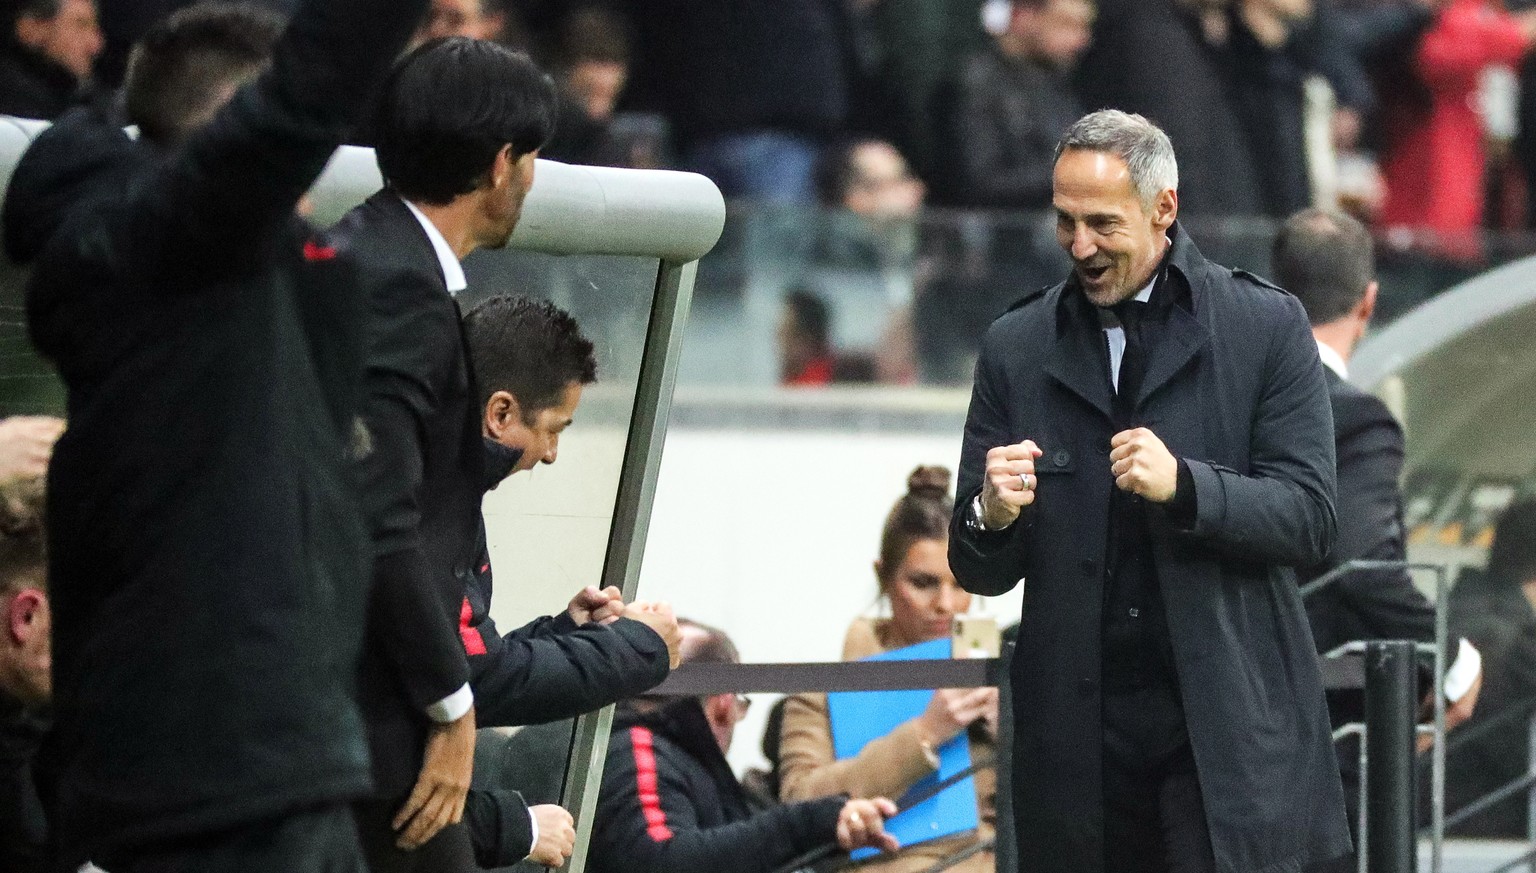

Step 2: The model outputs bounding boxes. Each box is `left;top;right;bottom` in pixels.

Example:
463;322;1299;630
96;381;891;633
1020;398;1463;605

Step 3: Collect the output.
948;110;1350;873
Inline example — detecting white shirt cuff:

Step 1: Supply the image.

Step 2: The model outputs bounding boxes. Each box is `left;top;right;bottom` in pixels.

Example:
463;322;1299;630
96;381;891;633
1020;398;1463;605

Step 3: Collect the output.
425;682;473;723
1444;638;1482;704
524;807;541;861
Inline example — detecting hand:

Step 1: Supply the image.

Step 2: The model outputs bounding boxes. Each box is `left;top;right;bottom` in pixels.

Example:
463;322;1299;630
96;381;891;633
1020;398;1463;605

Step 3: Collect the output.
1416;668;1483;754
394;707;475;849
625;601;682;669
527;804;575;867
1518;8;1536;41
0;416;63;483
980;441;1043;530
836;797;900;854
568;585;624;625
917;687;999;747
1110;428;1178;503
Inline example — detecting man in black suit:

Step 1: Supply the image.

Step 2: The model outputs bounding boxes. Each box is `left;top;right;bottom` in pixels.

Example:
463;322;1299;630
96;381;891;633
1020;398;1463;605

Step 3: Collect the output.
0;0;429;868
949;110;1349;873
334;39;676;872
1275;208;1482;866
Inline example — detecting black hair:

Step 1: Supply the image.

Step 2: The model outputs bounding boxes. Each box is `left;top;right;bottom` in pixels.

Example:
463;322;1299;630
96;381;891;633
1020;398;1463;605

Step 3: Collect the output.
1272;208;1376;326
783;289;830;350
461;295;596;421
815;137;889;208
373;37;557;205
1488;499;1536;590
10;0;60;22
124;3;284;145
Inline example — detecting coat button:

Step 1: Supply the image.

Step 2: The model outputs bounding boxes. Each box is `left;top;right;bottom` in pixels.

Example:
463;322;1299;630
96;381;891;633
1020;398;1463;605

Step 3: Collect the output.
1128;608;1140;618
1053;450;1072;467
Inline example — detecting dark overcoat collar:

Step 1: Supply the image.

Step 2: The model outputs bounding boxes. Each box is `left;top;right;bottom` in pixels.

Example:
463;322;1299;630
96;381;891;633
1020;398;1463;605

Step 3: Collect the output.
1045;221;1213;422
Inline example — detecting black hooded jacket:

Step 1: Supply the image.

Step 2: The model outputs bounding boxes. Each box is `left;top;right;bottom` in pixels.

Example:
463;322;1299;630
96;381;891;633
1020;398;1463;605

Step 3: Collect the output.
0;0;428;854
589;697;847;873
461;439;672;728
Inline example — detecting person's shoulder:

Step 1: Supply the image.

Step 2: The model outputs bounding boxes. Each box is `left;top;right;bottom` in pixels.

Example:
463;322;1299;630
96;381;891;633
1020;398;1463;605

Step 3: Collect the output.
1331;379;1400;443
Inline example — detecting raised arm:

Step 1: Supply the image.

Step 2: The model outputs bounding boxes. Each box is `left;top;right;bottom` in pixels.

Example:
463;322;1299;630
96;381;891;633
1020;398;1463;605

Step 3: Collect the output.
132;0;430;283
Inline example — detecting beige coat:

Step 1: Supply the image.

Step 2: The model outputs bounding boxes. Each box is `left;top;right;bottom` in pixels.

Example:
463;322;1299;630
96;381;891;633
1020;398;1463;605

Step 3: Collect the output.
778;619;997;873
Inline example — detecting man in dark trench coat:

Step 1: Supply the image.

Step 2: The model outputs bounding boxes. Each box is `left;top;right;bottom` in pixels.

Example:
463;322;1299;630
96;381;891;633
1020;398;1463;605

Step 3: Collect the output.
949;110;1350;873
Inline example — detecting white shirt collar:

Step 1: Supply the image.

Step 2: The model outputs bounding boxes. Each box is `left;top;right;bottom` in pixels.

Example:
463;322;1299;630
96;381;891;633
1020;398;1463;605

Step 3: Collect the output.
1315;340;1349;380
401;197;467;295
1134;276;1155;303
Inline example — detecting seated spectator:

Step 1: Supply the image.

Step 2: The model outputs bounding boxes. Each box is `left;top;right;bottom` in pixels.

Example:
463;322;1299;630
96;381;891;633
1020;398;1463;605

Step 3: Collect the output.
1446;499;1536;837
939;0;1092;209
0;0;103;120
779;466;998;873
540;6;668;169
0;446;54;873
588;619;901;873
778;289;837;387
818;138;925;271
1379;0;1536;256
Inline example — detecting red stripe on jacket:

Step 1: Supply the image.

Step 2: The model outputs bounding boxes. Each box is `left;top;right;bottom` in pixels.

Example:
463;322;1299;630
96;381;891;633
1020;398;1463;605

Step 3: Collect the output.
458;597;487;656
630;726;674;841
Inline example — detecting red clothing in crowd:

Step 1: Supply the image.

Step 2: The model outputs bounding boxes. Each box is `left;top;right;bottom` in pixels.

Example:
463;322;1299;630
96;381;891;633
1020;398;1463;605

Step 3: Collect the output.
784;355;834;387
1380;0;1530;253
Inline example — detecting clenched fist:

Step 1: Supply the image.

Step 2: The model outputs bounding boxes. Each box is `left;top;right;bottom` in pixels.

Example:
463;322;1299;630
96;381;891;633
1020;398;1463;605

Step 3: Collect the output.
979;440;1043;530
1110;428;1178;503
528;804;575;867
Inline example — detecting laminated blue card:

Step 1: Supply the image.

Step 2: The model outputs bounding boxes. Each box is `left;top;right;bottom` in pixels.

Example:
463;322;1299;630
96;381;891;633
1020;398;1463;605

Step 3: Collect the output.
826;637;979;859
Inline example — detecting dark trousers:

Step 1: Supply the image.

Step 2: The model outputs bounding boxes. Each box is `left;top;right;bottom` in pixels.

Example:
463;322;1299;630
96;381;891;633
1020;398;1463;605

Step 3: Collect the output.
354;798;476;873
99;802;364;873
1102;684;1217;873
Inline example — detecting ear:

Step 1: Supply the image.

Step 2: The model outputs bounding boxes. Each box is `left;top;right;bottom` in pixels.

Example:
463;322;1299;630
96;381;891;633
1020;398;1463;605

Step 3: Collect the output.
704;693;735;729
1151;188;1178;230
1357;280;1378;324
489;144;516;190
482;390;523;438
6;589;44;646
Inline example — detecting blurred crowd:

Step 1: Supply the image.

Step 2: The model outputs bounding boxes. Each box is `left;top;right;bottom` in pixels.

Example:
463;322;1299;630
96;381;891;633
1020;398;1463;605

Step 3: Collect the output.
9;0;1536;240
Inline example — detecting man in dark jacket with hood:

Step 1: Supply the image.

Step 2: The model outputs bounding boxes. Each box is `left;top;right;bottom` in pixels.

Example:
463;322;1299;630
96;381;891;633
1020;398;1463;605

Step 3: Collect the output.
590;619;900;873
949;110;1347;873
0;0;428;867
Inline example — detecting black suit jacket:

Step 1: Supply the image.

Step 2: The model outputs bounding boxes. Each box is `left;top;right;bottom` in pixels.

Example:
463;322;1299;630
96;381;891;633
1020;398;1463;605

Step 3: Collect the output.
1;0;427;854
1301;369;1433;657
330;191;481;797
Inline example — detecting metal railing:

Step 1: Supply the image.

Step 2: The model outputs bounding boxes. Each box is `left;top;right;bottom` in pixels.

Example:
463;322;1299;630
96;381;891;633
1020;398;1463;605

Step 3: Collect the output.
1302;559;1453;873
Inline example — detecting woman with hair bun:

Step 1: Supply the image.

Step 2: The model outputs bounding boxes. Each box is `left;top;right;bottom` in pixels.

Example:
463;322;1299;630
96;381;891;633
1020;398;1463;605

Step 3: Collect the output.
777;465;998;873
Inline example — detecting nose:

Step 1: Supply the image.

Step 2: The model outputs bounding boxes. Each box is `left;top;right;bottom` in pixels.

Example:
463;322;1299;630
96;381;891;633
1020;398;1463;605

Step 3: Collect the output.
1071;226;1097;262
542;440;559;465
936;583;963;616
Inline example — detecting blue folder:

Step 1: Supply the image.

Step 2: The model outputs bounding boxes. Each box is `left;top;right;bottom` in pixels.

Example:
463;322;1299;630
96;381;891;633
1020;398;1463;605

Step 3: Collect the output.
826;637;980;859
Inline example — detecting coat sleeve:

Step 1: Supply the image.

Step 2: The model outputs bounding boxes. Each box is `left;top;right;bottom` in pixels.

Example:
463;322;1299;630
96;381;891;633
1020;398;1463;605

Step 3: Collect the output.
358;273;470;713
591;730;846;873
470;616;672;728
950;321;1033;596
1324;394;1434;645
777;692;938;803
463;788;534;869
127;0;429;285
1180;294;1337;567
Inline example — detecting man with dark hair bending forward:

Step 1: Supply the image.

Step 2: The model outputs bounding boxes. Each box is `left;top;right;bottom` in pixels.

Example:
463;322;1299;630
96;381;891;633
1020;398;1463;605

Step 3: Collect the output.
0;0;429;868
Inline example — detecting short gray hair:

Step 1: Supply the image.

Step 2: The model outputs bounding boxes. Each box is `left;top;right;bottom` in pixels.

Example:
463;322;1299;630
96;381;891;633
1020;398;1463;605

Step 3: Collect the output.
1054;110;1179;205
